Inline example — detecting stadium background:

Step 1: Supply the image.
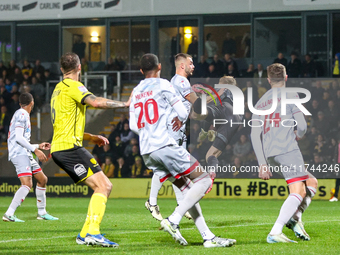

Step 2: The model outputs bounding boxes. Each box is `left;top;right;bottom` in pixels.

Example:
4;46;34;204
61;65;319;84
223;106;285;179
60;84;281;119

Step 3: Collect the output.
0;0;339;200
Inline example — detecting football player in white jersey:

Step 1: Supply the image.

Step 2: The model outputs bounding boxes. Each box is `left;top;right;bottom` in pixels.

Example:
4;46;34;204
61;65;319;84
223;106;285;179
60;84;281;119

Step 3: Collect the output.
130;54;236;247
3;93;58;222
250;64;318;243
145;53;195;221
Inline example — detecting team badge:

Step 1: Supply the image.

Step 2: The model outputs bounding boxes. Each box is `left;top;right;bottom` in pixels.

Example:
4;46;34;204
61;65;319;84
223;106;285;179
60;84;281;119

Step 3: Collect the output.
78;86;88;93
74;164;87;176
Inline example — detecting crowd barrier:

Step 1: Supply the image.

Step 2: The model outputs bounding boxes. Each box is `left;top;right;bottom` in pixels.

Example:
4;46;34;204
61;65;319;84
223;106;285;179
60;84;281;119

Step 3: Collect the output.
108;178;333;200
0;178;334;200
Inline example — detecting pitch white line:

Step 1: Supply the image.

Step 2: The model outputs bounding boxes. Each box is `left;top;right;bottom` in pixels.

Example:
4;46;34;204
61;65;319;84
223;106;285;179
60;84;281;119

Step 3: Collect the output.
0;235;74;243
1;219;339;244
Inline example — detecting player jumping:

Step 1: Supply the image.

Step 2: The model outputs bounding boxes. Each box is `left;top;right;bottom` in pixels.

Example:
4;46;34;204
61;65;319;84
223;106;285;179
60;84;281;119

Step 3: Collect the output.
50;52;130;248
192;76;243;186
3;93;58;222
130;53;236;248
250;63;318;243
145;53;195;221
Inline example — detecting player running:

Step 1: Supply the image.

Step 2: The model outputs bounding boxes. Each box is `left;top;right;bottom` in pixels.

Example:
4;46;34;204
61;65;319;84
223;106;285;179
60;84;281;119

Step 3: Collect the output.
250;63;318;243
50;52;130;248
130;53;236;248
3;93;58;222
145;53;195;221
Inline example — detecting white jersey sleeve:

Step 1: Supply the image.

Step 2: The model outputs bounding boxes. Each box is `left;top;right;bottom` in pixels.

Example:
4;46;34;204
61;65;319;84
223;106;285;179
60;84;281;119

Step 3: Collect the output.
166;74;192;143
169;74;191;117
161;81;180;106
130;78;182;155
8;109;33;160
251;88;301;159
129;94;139;135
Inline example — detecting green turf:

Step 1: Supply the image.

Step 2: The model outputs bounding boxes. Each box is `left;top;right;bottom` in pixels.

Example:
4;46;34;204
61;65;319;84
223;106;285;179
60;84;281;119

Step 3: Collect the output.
0;197;339;254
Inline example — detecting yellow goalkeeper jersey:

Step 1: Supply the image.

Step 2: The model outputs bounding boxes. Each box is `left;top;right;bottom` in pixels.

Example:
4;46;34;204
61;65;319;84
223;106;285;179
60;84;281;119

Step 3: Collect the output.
50;78;92;153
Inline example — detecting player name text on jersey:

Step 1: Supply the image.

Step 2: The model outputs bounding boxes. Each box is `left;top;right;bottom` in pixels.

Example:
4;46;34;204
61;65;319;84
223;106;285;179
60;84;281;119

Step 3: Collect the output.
135;91;153;101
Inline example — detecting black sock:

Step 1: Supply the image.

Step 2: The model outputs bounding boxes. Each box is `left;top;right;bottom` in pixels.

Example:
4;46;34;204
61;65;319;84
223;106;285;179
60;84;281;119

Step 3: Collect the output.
207;155;219;172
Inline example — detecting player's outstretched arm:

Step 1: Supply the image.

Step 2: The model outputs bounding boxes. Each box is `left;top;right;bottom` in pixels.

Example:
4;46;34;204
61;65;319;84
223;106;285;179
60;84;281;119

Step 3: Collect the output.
83;132;109;147
206;88;226;104
184;91;198;105
189;85;225;107
84;94;129;109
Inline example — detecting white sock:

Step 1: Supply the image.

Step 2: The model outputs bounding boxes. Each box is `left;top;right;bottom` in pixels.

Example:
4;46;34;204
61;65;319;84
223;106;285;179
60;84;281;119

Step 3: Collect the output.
6;185;31;216
171;179;215;240
168;178;191;224
173;184;183;205
188;203;215;240
149;174;163;206
307;186;317;198
270;193;303;235
293;186;317;221
36;186;47;215
168;173;212;225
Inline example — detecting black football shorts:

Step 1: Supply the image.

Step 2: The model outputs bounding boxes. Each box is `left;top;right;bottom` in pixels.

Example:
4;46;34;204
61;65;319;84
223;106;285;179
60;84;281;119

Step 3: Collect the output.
52;145;102;183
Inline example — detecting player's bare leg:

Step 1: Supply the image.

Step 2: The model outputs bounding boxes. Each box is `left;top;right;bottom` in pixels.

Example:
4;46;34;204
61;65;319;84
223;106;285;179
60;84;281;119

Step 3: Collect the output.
268;181;306;243
34;172;58;220
78;171;118;247
292;177;317;221
161;167;236;247
3;176;32;222
287;176;318;241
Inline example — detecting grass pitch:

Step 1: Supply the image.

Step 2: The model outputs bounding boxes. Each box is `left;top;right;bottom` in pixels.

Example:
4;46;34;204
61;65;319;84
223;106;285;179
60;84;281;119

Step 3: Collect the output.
0;198;339;254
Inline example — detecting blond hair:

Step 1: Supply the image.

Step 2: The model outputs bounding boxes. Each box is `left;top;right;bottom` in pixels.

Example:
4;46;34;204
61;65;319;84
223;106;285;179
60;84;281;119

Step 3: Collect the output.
219;76;236;85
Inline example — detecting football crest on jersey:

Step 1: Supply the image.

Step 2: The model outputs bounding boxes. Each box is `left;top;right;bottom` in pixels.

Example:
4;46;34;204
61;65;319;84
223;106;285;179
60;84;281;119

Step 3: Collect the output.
78;86;88;93
74;164;87;176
